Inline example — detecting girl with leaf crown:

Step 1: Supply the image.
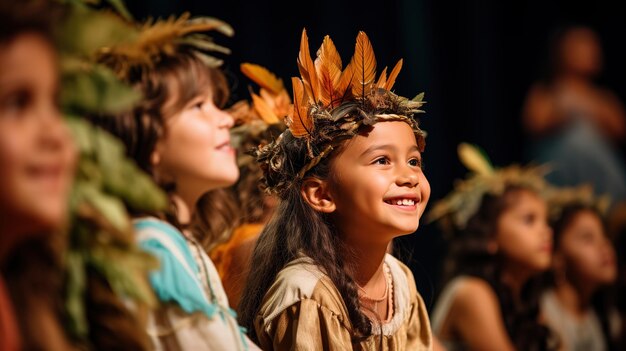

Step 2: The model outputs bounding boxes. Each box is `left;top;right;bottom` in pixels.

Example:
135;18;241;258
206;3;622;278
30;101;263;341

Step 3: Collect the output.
238;29;433;350
540;185;621;351
428;143;556;351
87;9;260;351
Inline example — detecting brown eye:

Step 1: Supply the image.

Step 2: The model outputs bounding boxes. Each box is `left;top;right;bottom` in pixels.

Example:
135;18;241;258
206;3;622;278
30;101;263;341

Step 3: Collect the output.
373;156;390;165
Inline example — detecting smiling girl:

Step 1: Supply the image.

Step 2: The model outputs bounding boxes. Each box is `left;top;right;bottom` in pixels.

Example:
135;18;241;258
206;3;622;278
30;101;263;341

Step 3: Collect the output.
90;14;258;350
238;30;433;350
0;1;76;350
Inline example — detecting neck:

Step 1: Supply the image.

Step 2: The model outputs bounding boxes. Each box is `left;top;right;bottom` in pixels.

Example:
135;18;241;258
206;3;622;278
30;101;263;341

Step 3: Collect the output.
553;278;595;317
171;194;194;225
500;262;533;301
342;236;389;289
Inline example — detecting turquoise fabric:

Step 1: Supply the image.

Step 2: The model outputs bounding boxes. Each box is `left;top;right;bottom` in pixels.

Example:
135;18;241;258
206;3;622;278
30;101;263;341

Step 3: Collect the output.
134;218;217;318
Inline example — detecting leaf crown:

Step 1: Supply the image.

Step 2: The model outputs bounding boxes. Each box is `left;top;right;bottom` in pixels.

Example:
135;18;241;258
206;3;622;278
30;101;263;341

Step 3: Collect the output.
256;29;427;196
96;12;233;78
427;143;550;231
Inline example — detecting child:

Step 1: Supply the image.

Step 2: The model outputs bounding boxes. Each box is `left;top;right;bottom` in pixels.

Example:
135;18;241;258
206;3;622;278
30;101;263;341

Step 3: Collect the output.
90;13;259;350
542;185;621;350
0;1;76;349
208;63;288;308
238;30;433;350
428;143;555;351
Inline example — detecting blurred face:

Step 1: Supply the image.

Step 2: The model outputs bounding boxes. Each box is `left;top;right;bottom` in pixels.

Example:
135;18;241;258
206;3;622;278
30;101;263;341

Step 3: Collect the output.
496;189;553;273
153;89;239;206
560;28;602;77
0;33;76;248
556;210;616;287
329;121;430;245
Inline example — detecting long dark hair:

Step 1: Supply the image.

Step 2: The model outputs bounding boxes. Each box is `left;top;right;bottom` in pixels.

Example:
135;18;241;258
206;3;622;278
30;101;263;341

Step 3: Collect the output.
238;132;373;342
549;204;619;351
442;185;553;351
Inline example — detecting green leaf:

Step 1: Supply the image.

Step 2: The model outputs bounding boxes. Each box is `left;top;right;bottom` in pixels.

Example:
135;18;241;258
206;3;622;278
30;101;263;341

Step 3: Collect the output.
412;92;425;102
65;251;88;337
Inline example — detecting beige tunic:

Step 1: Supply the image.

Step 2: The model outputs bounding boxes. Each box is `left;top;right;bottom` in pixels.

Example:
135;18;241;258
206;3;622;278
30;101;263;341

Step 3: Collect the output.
255;254;433;350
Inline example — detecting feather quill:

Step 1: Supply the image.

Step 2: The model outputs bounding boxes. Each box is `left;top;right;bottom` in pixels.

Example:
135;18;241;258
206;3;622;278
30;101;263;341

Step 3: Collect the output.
289;77;313;137
350;31;376;99
385;59;403;91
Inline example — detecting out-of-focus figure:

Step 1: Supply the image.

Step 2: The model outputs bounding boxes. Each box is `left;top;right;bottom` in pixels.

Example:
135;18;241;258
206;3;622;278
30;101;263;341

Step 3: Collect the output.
522;26;626;208
541;186;621;351
0;1;76;350
429;143;555;351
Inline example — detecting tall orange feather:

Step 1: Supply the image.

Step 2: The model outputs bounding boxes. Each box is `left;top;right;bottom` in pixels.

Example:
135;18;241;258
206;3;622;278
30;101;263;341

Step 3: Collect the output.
376;66;388;88
289;77;313;137
350;31;376;99
385;59;403;91
314;36;342;107
297;29;320;104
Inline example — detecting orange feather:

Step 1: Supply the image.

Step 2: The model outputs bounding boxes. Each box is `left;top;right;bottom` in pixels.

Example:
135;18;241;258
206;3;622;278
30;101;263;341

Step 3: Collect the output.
376;66;388;88
251;93;280;124
314;36;342;106
349;31;377;98
385;59;403;91
241;63;284;94
289;77;313;137
335;62;354;104
297;29;320;103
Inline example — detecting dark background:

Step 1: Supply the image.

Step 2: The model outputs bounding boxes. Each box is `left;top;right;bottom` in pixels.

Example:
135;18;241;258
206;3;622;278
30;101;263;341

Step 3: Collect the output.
127;0;626;309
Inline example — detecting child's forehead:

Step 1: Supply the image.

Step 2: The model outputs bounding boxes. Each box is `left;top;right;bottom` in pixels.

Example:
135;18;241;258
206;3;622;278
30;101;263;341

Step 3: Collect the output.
354;121;419;144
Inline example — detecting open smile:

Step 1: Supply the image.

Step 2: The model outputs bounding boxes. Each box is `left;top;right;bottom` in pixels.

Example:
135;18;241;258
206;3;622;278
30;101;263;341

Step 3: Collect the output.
383;195;419;211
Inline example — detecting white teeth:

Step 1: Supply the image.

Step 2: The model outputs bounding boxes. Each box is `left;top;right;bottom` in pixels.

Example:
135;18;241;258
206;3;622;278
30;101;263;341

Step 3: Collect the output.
388;199;415;206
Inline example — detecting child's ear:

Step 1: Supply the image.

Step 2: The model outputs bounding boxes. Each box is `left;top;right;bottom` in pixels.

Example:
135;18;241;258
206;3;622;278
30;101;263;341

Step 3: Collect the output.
301;178;336;213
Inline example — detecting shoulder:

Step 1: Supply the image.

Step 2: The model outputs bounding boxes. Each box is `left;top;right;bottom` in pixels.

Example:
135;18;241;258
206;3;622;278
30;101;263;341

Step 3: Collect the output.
257;255;348;325
452;276;499;310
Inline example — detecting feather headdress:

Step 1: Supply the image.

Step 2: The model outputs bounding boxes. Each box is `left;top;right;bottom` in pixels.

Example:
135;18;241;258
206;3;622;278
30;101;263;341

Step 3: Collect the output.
427;143;551;231
97;12;233;78
256;29;426;196
230;63;289;166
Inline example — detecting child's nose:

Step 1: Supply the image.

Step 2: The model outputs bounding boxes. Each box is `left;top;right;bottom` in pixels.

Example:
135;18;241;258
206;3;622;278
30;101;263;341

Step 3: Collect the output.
216;108;234;128
397;171;419;187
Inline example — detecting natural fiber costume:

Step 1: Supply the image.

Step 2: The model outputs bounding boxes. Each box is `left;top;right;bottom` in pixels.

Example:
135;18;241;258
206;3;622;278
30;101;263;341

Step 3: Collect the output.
250;29;432;350
93;12;258;350
257;253;432;350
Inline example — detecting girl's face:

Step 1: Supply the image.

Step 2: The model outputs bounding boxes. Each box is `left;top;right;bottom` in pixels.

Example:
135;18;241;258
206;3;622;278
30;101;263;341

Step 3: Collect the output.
329;121;430;245
153;89;238;205
556;210;616;287
0;34;75;240
495;189;553;273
